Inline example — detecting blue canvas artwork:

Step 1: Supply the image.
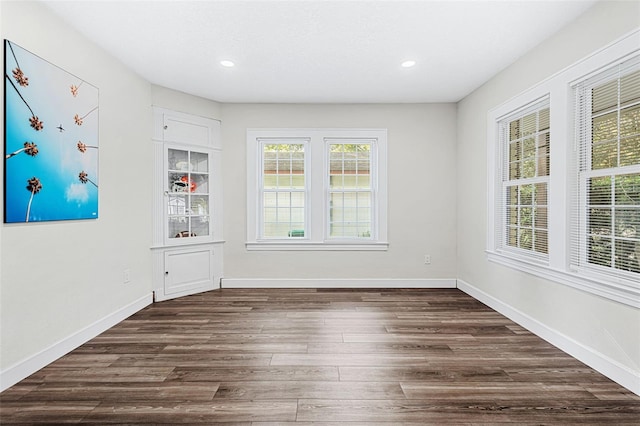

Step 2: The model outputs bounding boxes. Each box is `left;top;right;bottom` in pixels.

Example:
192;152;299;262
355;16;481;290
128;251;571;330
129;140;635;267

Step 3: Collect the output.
4;40;99;223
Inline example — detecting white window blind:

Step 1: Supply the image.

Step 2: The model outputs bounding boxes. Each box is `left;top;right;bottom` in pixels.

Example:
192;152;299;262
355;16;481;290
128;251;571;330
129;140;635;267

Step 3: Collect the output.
496;97;550;260
572;56;640;280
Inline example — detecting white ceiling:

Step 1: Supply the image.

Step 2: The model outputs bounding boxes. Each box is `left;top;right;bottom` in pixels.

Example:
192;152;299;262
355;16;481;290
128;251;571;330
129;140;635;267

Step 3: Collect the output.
43;0;597;103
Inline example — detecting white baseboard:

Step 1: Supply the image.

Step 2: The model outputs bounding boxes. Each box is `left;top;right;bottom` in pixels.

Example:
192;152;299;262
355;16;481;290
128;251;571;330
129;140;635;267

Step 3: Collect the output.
221;278;457;289
456;278;640;397
0;293;153;392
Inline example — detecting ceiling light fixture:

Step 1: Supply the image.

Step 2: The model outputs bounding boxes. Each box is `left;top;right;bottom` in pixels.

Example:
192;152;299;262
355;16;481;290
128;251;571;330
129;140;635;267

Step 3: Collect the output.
220;60;235;68
401;60;416;68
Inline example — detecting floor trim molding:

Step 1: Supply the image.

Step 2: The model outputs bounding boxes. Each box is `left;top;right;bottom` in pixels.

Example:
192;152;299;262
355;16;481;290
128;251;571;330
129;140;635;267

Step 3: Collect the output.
456;278;640;396
0;293;153;392
221;278;457;289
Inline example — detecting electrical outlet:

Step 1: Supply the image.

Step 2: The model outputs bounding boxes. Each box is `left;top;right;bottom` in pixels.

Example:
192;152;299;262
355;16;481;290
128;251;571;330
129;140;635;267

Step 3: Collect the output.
123;268;131;283
424;254;431;265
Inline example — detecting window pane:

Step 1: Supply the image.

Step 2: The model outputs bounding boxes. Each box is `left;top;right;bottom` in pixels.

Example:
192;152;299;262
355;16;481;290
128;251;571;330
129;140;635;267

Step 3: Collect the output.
535;230;548;254
522;112;536;136
523;138;536;158
358;208;371;222
330;175;344;189
589;236;612;267
192;196;208;216
539;107;550;131
509;141;520;162
191;217;209;237
356;175;371;189
342;192;357;208
615;173;640;205
592;80;618;114
589;176;612;205
291;207;305;223
264;192;277;207
168;148;188;171
168;195;187;215
615;208;640;238
537;134;550;176
620;104;640;137
276;207;291;222
508;207;518;225
291;191;305;207
190;151;208;173
615;239;640;273
520;207;533;227
535;183;547;205
592;112;618;143
291;174;305;189
509;119;520;141
520;184;533;205
277;192;291;206
508;226;518;246
263;175;277;190
519;228;533;250
509;162;520;180
620;69;640;106
589;208;612;236
592;141;618;169
620;136;640;167
534;207;547;229
264;207;277;223
507;186;518;205
522;159;536;178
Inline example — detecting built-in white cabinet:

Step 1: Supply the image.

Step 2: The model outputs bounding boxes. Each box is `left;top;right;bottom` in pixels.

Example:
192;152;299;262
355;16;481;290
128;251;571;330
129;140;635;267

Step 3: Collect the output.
152;108;223;301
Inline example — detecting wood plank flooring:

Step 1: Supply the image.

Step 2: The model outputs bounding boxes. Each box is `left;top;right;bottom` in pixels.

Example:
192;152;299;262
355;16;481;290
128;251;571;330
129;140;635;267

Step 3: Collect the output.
1;288;639;424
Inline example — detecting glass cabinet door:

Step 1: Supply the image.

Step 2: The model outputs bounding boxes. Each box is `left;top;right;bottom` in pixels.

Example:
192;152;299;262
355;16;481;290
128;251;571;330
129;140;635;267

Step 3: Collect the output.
167;147;210;241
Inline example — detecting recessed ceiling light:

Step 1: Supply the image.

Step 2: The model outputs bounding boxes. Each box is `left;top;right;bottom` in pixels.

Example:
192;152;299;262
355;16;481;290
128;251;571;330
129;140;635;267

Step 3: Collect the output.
220;60;235;68
401;60;416;68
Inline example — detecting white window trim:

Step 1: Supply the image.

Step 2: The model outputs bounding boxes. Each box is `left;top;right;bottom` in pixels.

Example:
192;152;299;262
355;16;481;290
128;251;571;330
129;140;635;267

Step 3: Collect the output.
487;29;640;308
247;128;388;251
495;96;551;262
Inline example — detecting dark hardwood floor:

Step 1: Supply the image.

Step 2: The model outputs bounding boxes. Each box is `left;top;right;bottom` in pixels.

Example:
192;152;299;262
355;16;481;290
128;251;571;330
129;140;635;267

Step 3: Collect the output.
1;288;639;424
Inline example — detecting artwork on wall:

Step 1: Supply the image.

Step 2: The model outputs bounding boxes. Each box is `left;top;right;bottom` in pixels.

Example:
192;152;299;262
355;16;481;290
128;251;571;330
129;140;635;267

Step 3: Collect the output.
4;39;99;223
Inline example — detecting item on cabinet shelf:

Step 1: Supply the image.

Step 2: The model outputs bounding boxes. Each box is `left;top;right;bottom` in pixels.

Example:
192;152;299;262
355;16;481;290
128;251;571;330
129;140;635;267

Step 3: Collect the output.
171;175;196;193
181;175;196;192
175;231;196;238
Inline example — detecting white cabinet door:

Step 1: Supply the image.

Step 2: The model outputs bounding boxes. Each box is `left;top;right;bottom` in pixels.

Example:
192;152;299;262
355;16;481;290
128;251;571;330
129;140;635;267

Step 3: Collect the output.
164;115;210;146
163;247;215;298
154;108;221;149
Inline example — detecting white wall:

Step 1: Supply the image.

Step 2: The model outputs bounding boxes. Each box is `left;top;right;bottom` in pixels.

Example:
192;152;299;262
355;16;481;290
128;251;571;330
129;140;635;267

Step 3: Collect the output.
457;0;640;392
221;103;457;282
0;1;153;387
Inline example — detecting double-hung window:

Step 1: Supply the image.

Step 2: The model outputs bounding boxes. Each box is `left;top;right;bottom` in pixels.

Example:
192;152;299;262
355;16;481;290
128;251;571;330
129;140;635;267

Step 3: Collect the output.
487;32;640;307
573;58;640;279
247;128;388;250
328;141;374;239
496;97;550;261
260;141;307;239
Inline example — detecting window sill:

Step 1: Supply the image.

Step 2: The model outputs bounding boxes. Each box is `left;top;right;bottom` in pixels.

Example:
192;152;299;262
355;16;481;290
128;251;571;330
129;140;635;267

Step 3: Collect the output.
487;250;640;308
246;241;389;251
